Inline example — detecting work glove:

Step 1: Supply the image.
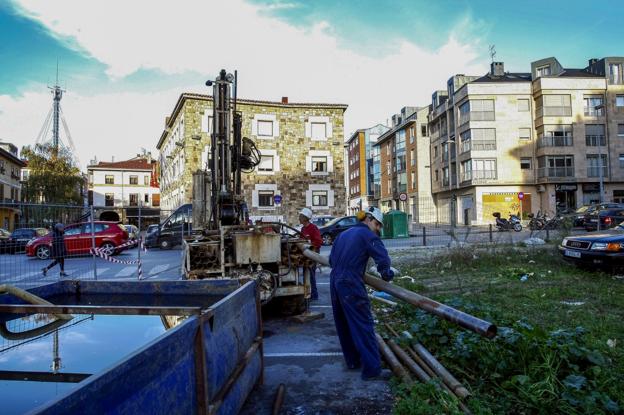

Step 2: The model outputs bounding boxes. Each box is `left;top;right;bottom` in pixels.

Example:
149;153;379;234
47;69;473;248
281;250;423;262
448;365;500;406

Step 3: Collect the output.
368;265;381;278
390;266;399;278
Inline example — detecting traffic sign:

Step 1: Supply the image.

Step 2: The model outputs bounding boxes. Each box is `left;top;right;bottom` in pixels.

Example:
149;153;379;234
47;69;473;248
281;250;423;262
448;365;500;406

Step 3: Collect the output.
273;194;282;205
518;192;524;200
399;193;408;202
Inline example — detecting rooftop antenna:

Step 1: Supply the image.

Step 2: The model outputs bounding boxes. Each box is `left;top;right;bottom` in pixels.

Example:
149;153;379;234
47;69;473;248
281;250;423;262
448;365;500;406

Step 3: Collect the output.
489;45;496;63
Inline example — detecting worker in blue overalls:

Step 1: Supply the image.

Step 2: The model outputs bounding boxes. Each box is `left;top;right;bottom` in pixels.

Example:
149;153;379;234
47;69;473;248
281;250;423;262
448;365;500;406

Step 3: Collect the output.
329;207;397;380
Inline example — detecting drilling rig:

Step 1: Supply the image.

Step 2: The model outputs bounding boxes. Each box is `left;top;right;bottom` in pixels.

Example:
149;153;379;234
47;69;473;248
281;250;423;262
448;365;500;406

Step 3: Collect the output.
184;70;311;314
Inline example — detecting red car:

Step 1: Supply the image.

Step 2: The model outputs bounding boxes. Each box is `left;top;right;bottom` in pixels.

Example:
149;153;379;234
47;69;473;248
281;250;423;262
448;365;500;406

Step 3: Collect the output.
26;221;129;260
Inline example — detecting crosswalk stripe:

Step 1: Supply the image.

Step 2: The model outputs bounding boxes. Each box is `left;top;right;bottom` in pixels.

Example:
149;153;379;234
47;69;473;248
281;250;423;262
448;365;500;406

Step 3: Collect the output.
264;352;343;357
115;266;136;277
149;265;168;276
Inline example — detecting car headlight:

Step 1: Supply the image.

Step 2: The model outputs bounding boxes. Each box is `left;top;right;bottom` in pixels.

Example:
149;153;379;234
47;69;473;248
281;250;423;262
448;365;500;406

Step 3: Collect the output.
562;238;569;247
26;239;35;247
591;242;622;252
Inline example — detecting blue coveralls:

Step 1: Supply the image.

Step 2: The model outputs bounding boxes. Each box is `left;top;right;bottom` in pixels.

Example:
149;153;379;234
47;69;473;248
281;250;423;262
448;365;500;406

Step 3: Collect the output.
329;222;394;379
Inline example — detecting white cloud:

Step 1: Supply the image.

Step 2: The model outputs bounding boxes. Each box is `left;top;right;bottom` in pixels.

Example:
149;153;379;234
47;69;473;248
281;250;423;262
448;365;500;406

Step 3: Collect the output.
4;0;487;167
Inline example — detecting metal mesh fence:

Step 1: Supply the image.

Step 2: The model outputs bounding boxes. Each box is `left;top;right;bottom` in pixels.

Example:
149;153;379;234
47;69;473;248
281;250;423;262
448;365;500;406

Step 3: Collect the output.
0;202;184;289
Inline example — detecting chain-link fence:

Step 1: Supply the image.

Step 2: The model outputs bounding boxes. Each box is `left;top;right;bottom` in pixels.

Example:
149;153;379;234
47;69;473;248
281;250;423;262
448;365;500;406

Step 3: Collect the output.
0;202;184;289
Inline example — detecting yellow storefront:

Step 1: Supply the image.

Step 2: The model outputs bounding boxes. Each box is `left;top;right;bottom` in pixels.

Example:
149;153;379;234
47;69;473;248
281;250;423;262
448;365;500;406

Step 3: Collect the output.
482;192;532;220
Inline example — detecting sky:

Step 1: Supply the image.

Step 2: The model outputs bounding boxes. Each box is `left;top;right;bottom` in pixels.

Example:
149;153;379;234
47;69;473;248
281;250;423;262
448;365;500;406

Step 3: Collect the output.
0;0;623;170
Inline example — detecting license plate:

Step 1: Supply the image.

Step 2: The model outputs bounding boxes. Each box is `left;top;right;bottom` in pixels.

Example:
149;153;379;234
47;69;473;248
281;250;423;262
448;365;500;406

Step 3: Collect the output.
564;249;582;258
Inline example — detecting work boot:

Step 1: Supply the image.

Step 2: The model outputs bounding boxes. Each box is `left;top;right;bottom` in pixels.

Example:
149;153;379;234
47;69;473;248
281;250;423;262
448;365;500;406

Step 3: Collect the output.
60;272;68;278
41;268;47;277
362;369;392;381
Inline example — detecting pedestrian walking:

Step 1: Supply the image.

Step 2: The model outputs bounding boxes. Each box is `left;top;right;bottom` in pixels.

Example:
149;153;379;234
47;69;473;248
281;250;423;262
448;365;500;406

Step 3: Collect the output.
329;207;398;380
298;208;322;301
42;223;68;277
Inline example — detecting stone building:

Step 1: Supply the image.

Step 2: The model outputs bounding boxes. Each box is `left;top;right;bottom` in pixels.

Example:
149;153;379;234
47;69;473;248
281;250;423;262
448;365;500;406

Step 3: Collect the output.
0;142;26;230
156;94;347;226
372;106;435;223
345;123;389;215
428;57;624;225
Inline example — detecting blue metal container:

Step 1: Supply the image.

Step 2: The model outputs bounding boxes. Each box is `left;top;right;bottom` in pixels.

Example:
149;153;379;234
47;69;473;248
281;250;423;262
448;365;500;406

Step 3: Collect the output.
0;280;262;415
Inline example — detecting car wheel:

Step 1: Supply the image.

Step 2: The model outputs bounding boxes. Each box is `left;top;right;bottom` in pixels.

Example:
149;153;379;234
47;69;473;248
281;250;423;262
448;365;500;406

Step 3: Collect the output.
36;245;50;260
513;223;522;232
159;239;172;250
322;233;333;246
100;242;116;256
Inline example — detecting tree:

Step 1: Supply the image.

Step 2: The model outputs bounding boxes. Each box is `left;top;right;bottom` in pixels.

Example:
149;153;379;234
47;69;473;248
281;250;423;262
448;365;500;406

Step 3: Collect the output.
21;143;83;204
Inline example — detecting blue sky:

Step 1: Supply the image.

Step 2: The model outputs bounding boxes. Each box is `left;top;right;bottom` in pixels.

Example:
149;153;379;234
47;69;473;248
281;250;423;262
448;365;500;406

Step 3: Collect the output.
0;0;622;166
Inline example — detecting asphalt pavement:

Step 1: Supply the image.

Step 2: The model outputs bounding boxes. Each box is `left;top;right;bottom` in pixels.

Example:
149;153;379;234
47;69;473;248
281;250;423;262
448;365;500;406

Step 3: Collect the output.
0;247;184;289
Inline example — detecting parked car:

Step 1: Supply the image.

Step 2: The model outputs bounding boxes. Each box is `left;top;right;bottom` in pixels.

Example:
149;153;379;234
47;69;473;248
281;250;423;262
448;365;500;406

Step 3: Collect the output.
319;216;358;245
572;205;592;227
583;208;624;231
559;225;624;271
581;203;624;227
145;204;192;249
146;224;159;235
311;215;335;228
0;228;11;253
1;228;49;254
26;221;129;260
123;224;139;241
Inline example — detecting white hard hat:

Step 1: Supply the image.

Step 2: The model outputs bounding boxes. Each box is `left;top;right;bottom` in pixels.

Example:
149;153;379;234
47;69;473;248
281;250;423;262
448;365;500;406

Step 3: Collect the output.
299;208;313;219
367;207;384;225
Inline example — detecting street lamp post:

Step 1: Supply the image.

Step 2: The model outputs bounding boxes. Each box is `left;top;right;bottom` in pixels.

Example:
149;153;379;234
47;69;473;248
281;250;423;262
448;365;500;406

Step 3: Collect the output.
595;104;607;203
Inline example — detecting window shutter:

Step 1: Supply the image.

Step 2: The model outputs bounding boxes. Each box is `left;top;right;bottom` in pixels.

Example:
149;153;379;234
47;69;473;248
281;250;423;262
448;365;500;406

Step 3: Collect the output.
305;190;312;207
251;119;258;136
327;154;334;172
305;155;311;172
327;122;333;139
273;120;280;138
328;190;335;207
252;190;259;208
305;122;311;138
274;155;281;172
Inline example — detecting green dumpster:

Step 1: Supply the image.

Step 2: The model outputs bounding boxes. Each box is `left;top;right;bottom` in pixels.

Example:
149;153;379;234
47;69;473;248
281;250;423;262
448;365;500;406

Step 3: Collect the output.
382;210;409;239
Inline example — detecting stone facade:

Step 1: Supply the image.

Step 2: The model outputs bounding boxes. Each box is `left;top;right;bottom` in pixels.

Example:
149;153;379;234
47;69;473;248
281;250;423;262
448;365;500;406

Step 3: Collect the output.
157;94;347;226
0;142;25;231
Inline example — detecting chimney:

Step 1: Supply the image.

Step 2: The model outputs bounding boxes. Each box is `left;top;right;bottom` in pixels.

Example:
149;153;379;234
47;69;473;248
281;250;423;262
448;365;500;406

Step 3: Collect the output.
281;96;289;104
490;61;504;76
165;116;170;126
588;58;598;66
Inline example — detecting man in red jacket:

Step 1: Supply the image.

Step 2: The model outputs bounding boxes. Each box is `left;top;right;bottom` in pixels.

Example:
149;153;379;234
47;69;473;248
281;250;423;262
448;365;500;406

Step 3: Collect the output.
299;208;322;300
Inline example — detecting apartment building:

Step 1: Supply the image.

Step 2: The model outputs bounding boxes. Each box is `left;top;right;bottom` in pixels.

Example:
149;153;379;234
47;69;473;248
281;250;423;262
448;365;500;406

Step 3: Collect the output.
345;123;390;214
156;94;347;226
0;142;26;230
87;155;160;225
429;57;624;225
373;106;435;222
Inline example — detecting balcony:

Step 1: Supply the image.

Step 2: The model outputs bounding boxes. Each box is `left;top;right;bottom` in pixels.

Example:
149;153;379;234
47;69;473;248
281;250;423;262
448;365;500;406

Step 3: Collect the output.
459;111;495;125
587;166;608;177
584;107;604;117
585;135;606;146
461;170;497;183
537;167;574;178
537;135;573;148
461;140;497;153
536;106;572;117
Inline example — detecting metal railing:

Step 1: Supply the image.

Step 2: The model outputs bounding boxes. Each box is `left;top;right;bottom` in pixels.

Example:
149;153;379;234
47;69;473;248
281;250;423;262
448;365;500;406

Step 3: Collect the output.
459;111;495;125
537;166;574;178
537;135;573;148
585;135;606;146
461;170;497;182
584;107;604;117
536;106;572;117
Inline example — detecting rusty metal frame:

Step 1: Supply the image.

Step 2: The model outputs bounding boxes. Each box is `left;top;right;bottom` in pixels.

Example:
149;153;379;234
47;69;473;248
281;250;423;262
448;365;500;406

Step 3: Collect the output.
0;305;204;316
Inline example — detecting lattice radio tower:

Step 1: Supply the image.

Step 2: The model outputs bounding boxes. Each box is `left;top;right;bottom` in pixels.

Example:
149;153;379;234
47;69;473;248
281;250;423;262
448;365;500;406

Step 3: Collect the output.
35;63;80;168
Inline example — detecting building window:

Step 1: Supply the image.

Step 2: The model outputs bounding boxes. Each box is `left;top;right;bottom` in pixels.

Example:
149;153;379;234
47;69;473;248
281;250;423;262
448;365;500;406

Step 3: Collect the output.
144;175;150;185
519;128;531;140
152;194;160;207
105;175;114;184
258;190;274;207
616;95;624;107
421;125;427;136
585;124;606;146
518;99;530;111
411;172;416;189
434;170;439;182
609;63;622;84
434;146;438;158
312;190;328;206
584;96;604;116
538;125;573;147
311;122;327;140
257;120;273;137
620;155;624;169
538;95;572;117
129;175;138;185
312;156;327;173
619;124;624;137
258;155;274;172
105;193;114;206
521;158;532;170
129;193;139;206
144;194;149;203
410;149;415;166
536;65;551;77
586;154;608;177
537;155;574;178
386;144;390;156
88;172;93;185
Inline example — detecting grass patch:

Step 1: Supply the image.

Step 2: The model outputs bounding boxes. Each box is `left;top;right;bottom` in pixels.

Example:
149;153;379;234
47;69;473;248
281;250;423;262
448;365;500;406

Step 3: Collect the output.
381;245;624;414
